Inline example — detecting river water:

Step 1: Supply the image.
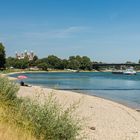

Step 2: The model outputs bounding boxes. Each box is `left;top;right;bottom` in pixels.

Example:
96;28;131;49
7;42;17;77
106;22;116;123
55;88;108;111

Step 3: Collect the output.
10;72;140;109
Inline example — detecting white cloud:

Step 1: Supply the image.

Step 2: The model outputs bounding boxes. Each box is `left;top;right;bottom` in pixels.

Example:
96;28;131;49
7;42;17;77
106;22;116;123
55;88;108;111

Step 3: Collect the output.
23;26;90;40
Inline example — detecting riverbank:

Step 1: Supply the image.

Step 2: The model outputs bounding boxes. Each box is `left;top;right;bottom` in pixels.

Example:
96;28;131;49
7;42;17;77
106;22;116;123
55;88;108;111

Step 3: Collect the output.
0;69;99;74
0;73;17;80
18;85;140;140
0;69;100;80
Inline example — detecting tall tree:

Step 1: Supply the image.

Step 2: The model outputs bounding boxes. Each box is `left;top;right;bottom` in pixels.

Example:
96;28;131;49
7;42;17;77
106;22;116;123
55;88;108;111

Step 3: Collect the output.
80;56;92;70
5;57;16;68
0;43;6;69
46;55;62;69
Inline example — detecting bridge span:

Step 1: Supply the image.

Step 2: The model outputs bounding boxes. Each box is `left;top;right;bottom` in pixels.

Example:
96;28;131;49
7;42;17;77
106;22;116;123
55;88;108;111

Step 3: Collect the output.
92;63;140;67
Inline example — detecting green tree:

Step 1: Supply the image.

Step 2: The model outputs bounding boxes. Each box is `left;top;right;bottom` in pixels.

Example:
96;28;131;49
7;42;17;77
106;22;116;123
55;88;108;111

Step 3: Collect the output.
126;61;135;64
68;59;80;70
68;55;92;70
46;55;62;69
6;57;29;69
33;55;38;62
61;59;69;69
80;56;92;70
37;62;48;71
13;59;29;69
6;57;17;68
29;55;39;67
75;55;82;63
69;56;76;61
0;43;6;69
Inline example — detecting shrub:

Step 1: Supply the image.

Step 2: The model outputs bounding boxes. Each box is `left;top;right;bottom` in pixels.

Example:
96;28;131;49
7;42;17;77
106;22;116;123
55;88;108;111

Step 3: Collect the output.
0;77;19;108
0;77;82;140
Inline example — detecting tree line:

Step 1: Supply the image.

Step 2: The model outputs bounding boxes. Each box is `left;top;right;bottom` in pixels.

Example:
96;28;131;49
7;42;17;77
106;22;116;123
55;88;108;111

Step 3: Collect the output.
2;43;140;71
0;43;93;71
6;55;93;71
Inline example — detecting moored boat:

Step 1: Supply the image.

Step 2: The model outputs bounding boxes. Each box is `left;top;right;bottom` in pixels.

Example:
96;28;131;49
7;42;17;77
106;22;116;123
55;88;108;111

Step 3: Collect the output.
112;70;123;74
123;68;136;75
112;67;136;75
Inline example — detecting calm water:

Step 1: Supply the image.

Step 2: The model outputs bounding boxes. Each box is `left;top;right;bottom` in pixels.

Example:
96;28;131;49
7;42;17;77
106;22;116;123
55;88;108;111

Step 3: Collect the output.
10;72;140;109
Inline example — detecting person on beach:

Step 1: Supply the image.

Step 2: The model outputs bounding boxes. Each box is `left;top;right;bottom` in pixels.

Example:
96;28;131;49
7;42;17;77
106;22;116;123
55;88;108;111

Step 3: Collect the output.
20;81;30;87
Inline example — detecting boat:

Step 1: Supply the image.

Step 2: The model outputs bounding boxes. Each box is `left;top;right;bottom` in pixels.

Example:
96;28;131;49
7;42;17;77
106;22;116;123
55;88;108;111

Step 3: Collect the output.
112;67;136;75
65;69;79;72
123;67;136;75
112;70;123;74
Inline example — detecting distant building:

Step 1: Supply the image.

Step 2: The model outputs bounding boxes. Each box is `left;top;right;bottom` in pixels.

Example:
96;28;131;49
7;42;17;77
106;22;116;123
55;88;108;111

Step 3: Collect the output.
15;50;35;60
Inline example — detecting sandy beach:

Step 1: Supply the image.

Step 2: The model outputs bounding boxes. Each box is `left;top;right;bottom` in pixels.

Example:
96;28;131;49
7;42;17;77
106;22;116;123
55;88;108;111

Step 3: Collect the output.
0;73;17;80
18;85;140;140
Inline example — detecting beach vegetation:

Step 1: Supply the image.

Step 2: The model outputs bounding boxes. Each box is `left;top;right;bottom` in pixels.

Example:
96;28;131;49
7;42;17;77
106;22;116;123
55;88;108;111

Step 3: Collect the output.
0;77;82;140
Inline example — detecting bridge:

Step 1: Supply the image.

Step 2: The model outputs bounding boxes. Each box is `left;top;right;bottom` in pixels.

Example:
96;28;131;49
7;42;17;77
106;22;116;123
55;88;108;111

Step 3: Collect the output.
92;63;140;67
92;63;140;69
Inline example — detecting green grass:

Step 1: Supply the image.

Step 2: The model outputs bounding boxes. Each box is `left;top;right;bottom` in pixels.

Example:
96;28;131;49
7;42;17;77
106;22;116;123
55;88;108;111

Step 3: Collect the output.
0;77;82;140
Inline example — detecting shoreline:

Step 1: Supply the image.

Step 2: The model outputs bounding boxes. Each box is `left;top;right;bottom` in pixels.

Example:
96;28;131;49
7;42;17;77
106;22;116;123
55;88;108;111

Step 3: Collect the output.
30;83;140;111
68;89;140;110
18;85;140;140
5;71;140;110
1;68;140;77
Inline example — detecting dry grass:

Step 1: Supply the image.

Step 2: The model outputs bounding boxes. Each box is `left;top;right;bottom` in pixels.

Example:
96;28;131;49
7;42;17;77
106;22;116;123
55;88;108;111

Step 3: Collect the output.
0;107;35;140
0;123;35;140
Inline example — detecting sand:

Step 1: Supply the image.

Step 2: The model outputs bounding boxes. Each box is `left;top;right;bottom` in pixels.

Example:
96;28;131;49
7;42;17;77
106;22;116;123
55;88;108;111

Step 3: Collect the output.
0;73;17;80
17;85;140;140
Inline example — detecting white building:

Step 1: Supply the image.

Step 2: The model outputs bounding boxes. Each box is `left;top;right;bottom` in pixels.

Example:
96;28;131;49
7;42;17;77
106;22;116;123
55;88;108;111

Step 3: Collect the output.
15;50;35;60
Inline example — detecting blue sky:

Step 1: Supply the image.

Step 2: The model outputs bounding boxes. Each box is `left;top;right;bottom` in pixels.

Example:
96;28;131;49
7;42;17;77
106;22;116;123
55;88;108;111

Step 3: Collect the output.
0;0;140;62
